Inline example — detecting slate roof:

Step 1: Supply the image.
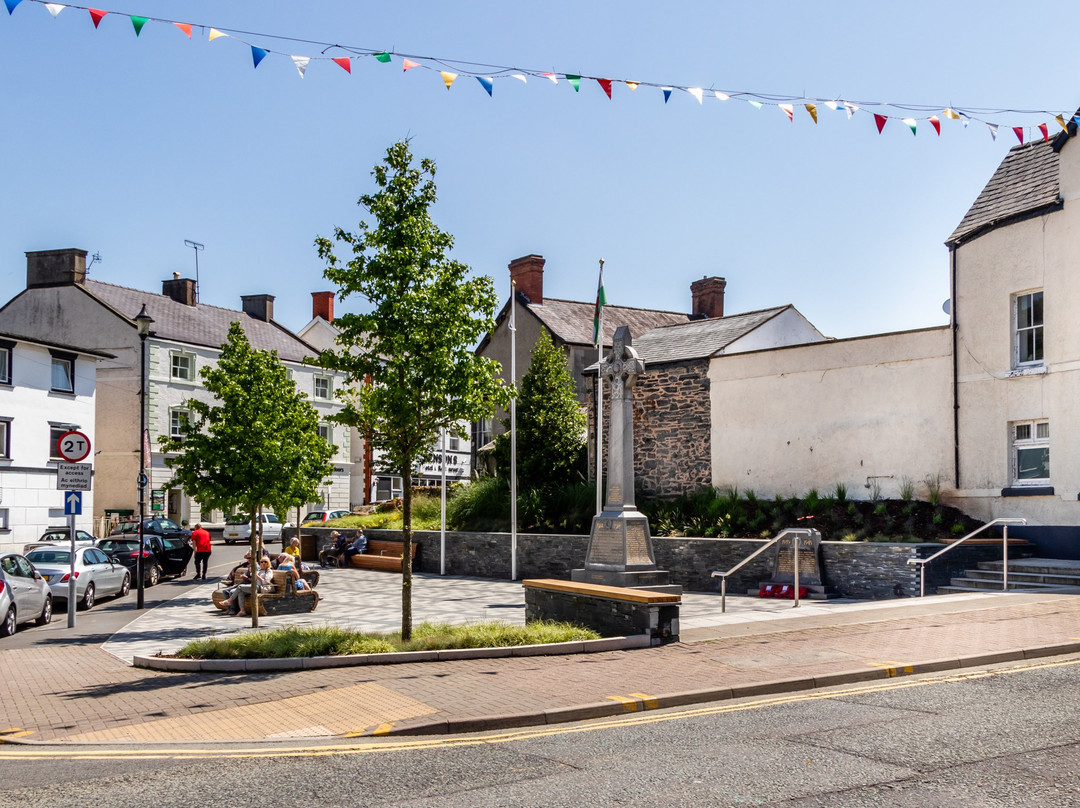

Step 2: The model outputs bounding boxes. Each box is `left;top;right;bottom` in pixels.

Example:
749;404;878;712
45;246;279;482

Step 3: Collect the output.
85;280;317;363
947;139;1062;246
613;306;793;365
522;297;691;347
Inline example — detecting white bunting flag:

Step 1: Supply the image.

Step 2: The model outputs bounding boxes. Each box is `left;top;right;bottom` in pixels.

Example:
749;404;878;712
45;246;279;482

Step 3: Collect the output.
291;56;310;78
44;3;65;16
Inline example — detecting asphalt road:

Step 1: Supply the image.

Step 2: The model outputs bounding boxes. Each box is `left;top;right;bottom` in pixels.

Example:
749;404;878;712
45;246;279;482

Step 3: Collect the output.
1;654;1076;807
0;539;249;650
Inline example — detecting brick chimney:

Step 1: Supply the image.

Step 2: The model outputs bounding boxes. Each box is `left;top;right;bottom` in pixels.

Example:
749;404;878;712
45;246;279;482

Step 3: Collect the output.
241;293;275;322
691;276;727;319
312;291;334;323
508;254;545;304
162;273;197;306
26;248;87;289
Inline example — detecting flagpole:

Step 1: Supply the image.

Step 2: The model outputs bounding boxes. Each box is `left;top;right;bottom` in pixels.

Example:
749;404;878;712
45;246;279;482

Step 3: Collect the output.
510;280;518;581
596;258;605;516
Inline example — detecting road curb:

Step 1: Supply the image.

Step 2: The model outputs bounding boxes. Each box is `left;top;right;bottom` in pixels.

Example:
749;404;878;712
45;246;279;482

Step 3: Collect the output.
131;634;651;672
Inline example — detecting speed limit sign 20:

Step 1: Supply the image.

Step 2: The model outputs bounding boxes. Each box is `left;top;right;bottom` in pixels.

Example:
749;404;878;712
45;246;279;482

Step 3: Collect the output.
57;430;91;462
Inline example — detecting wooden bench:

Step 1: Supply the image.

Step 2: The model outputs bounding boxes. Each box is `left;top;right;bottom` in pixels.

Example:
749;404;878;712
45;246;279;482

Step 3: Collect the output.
211;569;319;615
348;539;418;573
522;578;681;644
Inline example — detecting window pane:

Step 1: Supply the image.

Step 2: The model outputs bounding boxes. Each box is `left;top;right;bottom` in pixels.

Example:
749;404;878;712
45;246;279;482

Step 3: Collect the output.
0;421;8;458
1031;291;1043;326
1017;447;1050;480
0;348;9;383
1036;422;1050;439
51;357;73;392
1015;424;1031;441
1017;294;1033;329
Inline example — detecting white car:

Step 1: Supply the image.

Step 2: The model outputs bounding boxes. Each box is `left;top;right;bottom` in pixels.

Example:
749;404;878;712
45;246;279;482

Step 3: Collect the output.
222;513;290;545
24;546;130;610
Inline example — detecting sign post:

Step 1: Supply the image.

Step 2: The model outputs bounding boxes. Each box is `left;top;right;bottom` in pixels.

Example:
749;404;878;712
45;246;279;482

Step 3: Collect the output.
56;430;91;628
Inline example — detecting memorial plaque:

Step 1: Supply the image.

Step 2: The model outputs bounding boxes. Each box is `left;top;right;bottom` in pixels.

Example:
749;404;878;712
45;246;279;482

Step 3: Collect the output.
769;530;823;587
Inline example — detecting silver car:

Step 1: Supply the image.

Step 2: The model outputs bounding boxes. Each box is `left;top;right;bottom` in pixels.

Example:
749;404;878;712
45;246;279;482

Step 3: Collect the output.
0;552;52;637
24;546;130;610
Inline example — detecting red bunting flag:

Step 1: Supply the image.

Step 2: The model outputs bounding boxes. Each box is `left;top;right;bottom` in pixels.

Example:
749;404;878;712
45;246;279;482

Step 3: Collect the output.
1013;127;1024;144
929;116;941;135
596;78;612;99
1038;123;1049;142
173;22;192;38
88;8;106;27
874;114;887;133
402;58;419;71
332;57;351;74
779;103;794;122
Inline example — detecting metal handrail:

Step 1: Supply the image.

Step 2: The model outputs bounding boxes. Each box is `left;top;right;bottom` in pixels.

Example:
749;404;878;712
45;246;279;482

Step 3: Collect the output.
711;528;817;612
906;517;1027;596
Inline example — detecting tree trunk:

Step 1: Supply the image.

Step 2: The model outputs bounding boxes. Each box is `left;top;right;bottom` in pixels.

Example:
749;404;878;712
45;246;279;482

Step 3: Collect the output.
249;504;260;629
401;461;413;641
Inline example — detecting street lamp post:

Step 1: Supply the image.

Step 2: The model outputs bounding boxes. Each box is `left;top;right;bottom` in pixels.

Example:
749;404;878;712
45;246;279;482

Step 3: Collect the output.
135;304;154;609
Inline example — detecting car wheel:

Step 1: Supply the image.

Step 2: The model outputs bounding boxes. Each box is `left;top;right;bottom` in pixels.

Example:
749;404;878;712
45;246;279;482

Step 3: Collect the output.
80;583;95;611
119;573;131;597
147;565;160;587
1;605;15;637
36;596;52;626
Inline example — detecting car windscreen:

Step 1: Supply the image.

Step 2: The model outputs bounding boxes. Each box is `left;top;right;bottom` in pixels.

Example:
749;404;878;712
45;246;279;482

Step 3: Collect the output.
226;514;250;525
99;540;139;555
27;550;70;565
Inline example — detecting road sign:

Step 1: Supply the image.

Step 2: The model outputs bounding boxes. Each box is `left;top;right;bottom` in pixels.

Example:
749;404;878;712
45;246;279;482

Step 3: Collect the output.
57;430;91;462
64;491;82;516
57;463;92;491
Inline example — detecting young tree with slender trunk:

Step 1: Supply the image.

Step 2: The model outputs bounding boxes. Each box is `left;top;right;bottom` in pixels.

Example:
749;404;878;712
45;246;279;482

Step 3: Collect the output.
315;140;512;640
159;322;335;627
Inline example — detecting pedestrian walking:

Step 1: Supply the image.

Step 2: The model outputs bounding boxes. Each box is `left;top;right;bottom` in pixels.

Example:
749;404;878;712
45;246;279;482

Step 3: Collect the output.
191;523;212;579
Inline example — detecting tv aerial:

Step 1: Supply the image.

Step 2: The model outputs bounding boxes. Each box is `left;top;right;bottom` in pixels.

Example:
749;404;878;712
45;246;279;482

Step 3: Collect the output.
184;240;204;302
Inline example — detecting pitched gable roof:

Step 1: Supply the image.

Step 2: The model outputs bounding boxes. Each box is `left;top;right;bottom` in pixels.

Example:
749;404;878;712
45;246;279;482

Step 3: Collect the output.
526;297;690;346
628;306;794;364
947;139;1062;247
85;280;317;363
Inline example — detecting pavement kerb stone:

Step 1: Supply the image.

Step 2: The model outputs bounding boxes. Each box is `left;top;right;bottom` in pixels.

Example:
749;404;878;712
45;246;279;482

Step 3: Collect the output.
1022;641;1080;659
907;658;962;675
446;713;548;734
812;669;888;689
729;676;816;699
654;687;734;709
132;635;649;673
543;702;626;725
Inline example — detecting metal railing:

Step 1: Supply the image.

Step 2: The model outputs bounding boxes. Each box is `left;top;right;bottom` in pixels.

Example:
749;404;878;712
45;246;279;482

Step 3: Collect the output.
906;517;1027;597
711;528;817;612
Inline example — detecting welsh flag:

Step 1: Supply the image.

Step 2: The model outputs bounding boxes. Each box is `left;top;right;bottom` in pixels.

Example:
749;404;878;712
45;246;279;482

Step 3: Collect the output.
593;264;607;347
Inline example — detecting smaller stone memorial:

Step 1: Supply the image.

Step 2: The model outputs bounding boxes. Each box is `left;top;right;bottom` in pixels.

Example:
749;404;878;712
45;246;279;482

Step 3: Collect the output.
753;528;836;599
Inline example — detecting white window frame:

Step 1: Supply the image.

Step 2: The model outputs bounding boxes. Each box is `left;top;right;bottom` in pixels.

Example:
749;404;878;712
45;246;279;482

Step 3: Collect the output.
49;422;78;460
0;340;11;385
0;508;8;532
313;374;333;401
0;417;10;459
1014;290;1044;368
317;423;333;445
1012;419;1049;485
50;351;75;394
170;350;196;383
169;408;190;442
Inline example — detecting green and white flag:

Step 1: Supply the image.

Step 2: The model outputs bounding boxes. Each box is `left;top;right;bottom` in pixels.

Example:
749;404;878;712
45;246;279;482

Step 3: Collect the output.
593;264;606;347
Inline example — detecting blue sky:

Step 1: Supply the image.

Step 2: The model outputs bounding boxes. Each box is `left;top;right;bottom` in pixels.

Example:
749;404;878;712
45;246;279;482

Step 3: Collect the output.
1;1;1077;339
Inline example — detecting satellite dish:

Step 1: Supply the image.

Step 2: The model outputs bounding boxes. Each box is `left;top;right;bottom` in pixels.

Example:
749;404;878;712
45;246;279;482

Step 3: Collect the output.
942;299;951;315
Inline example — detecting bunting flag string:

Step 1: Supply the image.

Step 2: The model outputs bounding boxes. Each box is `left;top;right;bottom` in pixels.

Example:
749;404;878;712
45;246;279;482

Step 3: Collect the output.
5;0;1077;144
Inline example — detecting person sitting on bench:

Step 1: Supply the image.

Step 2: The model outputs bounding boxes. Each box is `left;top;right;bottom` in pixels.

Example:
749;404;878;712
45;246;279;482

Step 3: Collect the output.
341;530;367;567
319;532;348;567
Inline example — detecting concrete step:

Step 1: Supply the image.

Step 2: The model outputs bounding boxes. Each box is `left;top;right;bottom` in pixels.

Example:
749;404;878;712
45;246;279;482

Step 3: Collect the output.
964;569;1080;586
977;559;1080;576
946;576;1070;591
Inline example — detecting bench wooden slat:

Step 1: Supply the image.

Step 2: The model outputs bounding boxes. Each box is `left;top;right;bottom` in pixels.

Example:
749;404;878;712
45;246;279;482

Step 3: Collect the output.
522;578;681;604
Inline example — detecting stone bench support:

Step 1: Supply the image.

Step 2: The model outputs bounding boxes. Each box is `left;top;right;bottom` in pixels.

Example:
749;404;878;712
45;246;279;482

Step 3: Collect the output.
523;578;680;645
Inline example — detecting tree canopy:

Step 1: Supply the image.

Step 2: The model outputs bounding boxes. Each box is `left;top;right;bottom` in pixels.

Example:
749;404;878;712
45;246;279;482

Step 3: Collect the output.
315;140;513;639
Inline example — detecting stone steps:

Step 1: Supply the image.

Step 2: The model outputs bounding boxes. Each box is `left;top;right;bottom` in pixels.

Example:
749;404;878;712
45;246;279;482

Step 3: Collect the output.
936;558;1080;594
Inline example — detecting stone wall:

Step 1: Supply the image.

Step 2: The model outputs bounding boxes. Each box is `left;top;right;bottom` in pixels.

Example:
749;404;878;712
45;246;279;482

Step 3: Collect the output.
289;527;1007;599
586;359;712;499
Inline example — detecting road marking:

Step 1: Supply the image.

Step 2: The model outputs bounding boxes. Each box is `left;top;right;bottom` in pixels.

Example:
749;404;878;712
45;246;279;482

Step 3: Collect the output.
3;655;1078;761
628;693;659;709
605;695;639;712
344;728;368;738
866;660;915;677
372;724;394;736
0;730;32;741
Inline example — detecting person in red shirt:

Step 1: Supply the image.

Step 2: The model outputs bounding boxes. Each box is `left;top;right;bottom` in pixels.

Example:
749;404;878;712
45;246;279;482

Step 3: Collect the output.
191;523;213;579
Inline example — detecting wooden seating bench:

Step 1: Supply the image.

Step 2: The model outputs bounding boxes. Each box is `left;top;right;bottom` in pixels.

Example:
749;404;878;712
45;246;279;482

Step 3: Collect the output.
211;569;319;615
348;539;417;573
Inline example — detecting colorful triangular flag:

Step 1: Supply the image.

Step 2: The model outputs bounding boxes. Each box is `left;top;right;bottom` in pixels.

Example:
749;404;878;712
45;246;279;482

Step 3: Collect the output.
779;103;794;122
714;91;730;101
1013;127;1024;144
902;118;917;135
291;55;309;78
597;78;612;99
542;73;558;84
44;4;64;18
476;76;493;96
987;123;998;141
1056;114;1069;132
824;100;839;111
662;87;672;103
805;103;817;123
402;58;419;71
566;75;581;92
208;28;228;41
130;16;148;36
88;8;106;27
510;73;527;83
1039;123;1049;142
929;116;941;135
441;71;457;90
874;114;887;134
748;100;763;110
374;52;391;63
943;108;960;120
251;46;268;69
4;0;22;14
332;57;351;73
625;81;639;91
687;87;704;104
173;22;192;38
843;102;859;118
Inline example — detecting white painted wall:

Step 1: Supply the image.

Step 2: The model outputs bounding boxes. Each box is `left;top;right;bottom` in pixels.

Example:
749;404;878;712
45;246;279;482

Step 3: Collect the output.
724;307;826;354
0;339;97;549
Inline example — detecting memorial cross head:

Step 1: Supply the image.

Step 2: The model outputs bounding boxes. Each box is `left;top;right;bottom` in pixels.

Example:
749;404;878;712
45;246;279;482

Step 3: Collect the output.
601;327;644;398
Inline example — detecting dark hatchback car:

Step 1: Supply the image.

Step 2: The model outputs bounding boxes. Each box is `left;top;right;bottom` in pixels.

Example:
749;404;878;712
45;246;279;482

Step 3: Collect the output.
97;534;192;587
109;518;191;542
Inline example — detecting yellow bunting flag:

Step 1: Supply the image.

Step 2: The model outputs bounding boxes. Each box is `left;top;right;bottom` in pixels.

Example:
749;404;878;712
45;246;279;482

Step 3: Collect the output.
208;28;228;41
1056;114;1069;132
625;81;638;91
441;71;457;90
805;103;818;123
944;108;960;120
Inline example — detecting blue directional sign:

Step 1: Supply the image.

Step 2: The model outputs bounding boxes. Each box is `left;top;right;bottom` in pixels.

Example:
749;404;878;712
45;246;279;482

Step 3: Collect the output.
64;490;82;516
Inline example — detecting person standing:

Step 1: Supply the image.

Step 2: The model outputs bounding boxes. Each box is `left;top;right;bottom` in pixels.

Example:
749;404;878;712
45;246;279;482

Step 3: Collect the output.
191;523;212;579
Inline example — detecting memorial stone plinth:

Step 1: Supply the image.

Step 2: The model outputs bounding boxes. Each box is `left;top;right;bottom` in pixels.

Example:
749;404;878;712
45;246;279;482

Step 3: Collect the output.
572;326;676;590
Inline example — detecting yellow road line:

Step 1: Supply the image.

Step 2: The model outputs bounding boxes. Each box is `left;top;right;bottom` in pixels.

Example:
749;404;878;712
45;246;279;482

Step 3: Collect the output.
3;655;1078;761
627;693;659;709
371;724;394;736
604;696;639;712
866;660;915;677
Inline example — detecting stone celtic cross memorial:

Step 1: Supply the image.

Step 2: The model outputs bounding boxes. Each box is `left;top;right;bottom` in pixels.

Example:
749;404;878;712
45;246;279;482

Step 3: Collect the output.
572;326;676;590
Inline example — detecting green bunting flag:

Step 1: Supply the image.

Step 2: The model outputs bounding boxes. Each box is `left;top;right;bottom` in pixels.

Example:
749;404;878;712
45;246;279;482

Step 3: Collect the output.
593;265;606;347
130;15;148;36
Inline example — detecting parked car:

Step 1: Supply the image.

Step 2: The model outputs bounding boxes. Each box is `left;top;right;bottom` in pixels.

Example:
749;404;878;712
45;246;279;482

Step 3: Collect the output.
0;552;52;637
24;546;130;610
96;534;193;587
301;510;350;525
222;512;291;545
23;527;97;554
109;517;191;542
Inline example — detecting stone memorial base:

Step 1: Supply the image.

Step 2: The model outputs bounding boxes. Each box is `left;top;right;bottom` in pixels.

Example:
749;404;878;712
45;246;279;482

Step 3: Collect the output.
571;511;679;593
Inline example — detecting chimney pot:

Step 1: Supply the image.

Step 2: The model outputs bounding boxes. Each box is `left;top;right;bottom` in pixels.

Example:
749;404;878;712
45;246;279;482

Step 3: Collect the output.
312;291;334;323
241;293;275;322
691;276;726;319
25;248;87;289
508;254;545;305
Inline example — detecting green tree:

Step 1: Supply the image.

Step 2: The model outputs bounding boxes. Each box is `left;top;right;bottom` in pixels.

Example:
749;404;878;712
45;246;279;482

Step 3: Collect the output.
315;140;512;640
159;322;335;627
494;328;587;489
